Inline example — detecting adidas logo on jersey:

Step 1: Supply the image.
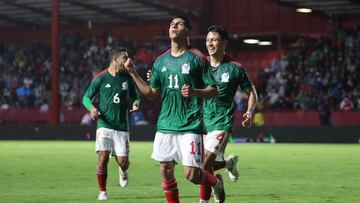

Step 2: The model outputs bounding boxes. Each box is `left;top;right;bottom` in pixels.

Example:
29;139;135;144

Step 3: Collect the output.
105;83;111;88
161;66;167;72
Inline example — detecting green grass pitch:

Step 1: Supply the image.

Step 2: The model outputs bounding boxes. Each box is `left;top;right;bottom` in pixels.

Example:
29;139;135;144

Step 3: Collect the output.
0;141;359;203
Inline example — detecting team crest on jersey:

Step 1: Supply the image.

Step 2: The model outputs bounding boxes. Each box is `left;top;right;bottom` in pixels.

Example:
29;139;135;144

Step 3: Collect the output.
221;73;230;83
161;66;167;72
181;63;190;74
122;81;128;90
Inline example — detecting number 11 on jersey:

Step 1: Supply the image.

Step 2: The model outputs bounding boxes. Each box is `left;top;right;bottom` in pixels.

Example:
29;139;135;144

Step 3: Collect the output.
190;141;202;155
168;75;179;89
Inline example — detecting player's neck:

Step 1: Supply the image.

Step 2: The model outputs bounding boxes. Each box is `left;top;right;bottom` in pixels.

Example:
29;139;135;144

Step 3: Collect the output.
171;40;189;57
209;53;224;67
107;65;117;76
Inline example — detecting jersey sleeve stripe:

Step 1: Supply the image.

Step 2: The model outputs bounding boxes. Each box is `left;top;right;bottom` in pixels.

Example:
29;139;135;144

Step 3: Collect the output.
224;55;244;68
92;69;107;81
189;48;209;64
229;60;243;68
156;49;170;60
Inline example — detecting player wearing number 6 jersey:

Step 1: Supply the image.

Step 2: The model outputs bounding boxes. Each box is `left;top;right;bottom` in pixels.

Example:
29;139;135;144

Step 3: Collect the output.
82;47;140;201
124;16;226;203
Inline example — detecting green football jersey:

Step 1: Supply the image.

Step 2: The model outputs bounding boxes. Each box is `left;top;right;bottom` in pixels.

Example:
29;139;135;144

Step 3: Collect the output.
83;69;140;131
150;48;216;133
203;55;253;132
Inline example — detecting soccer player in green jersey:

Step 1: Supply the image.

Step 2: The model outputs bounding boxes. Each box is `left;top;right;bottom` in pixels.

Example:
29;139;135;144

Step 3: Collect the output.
199;25;258;203
124;16;226;203
82;47;140;201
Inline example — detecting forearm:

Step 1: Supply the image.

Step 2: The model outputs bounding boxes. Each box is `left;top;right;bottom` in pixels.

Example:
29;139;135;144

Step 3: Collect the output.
82;96;94;112
192;86;219;98
129;71;157;100
246;85;258;113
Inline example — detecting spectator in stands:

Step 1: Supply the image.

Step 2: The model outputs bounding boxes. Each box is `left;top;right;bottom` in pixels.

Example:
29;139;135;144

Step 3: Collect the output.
339;95;354;111
129;110;148;126
0;96;10;110
253;100;266;141
1;22;358;115
234;87;248;111
80;112;93;126
258;23;359;111
16;81;33;106
318;97;332;126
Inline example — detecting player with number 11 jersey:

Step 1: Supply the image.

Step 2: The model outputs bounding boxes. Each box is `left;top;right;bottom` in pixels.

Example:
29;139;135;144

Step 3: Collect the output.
150;48;216;133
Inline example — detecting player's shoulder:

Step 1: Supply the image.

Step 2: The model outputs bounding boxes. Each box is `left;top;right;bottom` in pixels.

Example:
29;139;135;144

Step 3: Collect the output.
92;69;108;81
188;48;208;64
153;49;170;70
224;55;245;71
155;49;171;62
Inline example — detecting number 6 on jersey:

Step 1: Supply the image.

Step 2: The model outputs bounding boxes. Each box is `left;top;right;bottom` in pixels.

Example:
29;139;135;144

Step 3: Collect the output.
113;93;120;104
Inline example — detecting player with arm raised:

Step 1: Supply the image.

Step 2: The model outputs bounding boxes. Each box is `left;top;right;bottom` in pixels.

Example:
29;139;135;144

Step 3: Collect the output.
199;25;258;203
124;16;226;203
82;47;140;200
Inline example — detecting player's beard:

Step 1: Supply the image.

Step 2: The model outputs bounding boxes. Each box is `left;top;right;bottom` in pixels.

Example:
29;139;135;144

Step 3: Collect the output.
116;64;126;74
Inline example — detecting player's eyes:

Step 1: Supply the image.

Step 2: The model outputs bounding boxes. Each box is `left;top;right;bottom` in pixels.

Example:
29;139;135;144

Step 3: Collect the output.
206;39;217;43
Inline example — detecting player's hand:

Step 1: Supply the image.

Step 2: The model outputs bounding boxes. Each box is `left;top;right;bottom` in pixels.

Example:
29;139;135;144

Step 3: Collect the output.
242;111;252;128
181;84;193;97
130;103;139;112
146;69;152;82
124;58;136;74
90;107;100;120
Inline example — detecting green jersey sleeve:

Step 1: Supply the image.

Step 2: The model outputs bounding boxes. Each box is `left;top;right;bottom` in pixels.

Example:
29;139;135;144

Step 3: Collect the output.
82;77;101;111
150;59;161;90
202;62;217;88
236;67;253;90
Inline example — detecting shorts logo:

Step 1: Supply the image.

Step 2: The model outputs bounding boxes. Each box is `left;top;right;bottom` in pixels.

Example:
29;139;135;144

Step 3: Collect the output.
221;72;229;83
105;83;111;88
122;81;128;90
181;63;190;74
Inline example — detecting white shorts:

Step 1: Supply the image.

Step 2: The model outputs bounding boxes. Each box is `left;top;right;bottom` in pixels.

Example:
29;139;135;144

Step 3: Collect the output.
151;132;203;168
96;127;130;157
204;130;230;157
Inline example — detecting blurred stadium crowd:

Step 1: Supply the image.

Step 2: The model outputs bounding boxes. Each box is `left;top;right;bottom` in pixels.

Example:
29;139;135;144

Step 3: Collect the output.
257;24;360;111
0;25;359;112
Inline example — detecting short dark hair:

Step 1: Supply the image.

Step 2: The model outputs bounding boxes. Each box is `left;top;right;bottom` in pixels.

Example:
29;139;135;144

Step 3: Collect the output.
173;15;192;31
207;25;230;41
109;47;127;61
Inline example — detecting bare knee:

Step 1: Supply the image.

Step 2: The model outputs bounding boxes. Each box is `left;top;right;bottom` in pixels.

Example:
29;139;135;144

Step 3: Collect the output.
98;152;109;166
184;167;201;184
160;162;175;180
116;156;129;171
119;160;129;171
203;151;216;170
97;152;109;174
